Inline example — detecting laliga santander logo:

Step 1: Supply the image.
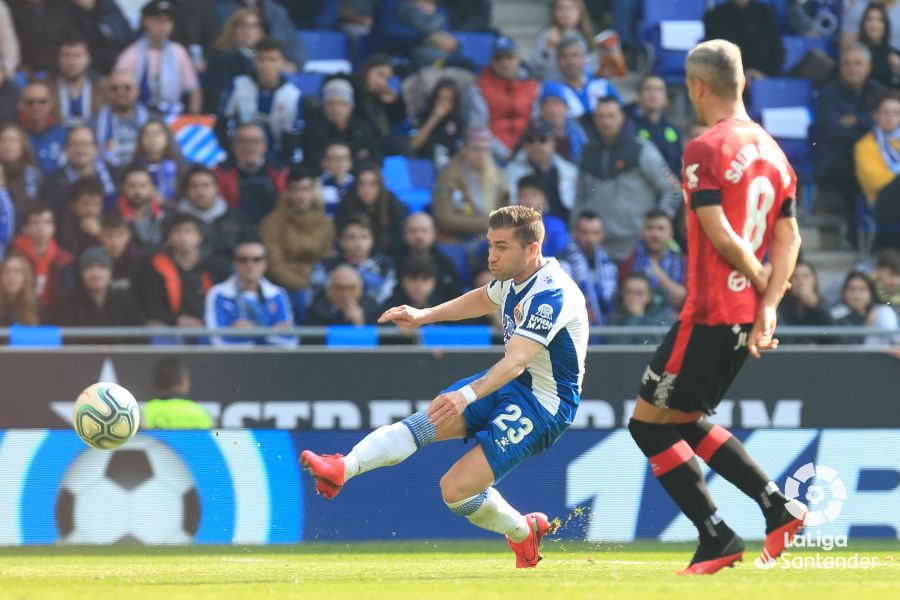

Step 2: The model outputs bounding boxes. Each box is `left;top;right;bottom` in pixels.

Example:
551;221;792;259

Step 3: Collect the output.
785;463;847;526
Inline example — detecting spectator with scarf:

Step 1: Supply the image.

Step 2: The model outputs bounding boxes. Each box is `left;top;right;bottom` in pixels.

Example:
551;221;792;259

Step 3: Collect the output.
559;210;617;325
0;122;41;223
218;38;303;166
548;36;621;122
40;124;120;221
115;165;170;252
10;205;73;312
538;81;589;165
618;209;686;311
114;0;201;116
18;81;67;175
93;69;150;166
130;118;186;204
50;38;103;127
203;8;261;114
319;141;355;217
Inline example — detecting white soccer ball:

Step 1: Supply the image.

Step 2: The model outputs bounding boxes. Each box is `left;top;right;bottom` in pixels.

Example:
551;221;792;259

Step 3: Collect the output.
73;382;140;450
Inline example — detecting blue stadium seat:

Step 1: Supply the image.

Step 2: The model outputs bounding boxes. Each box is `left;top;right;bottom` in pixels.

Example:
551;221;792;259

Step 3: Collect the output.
420;325;492;347
298;30;351;61
639;0;705;44
435;243;470;283
382;156;433;213
452;31;496;70
287;72;325;97
782;35;828;73
9;325;62;347
326;325;378;347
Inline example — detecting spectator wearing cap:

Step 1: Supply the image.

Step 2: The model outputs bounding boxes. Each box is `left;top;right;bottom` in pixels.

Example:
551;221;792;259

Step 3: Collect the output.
210;0;305;70
213;122;287;226
177;165;251;262
409;77;464;172
549;35;621;121
142;212;230;327
573;97;680;262
218;38;304;166
505;120;577;223
624;75;683;176
305;264;380;326
258;166;334;304
93;69;150;167
432;127;509;243
302;78;382;168
539;81;589;164
463;36;539;162
114;0;202;116
514;174;570;258
204;239;297;346
395;0;459;69
392;212;463;300
383;255;445;313
54;246;143;327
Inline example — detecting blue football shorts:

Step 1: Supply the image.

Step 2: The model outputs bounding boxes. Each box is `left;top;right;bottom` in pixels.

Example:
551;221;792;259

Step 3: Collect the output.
443;370;572;483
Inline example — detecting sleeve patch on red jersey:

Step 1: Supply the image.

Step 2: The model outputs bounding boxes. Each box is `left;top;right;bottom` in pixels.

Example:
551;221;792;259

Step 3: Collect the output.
690;189;722;210
779;197;797;218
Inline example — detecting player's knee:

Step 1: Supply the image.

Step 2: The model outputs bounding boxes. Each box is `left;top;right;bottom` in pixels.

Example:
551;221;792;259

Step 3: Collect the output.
439;472;462;504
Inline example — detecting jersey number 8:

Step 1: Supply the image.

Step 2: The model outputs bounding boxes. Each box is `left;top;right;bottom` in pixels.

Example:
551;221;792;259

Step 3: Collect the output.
743;176;776;252
492;404;534;444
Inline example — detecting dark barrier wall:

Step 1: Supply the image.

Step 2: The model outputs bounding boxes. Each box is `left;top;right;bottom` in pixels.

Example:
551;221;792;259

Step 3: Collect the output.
0;348;897;429
0;429;897;544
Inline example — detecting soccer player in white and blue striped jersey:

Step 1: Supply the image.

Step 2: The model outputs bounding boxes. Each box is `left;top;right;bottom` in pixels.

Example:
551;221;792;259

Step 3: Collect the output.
301;206;588;568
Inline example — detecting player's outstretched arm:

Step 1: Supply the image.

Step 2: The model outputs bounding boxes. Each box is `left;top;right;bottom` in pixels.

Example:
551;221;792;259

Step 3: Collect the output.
378;285;497;328
695;205;770;293
428;334;545;426
748;216;801;358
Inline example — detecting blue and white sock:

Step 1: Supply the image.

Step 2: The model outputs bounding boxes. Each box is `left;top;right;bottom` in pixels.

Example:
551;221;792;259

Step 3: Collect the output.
340;410;434;480
446;487;530;542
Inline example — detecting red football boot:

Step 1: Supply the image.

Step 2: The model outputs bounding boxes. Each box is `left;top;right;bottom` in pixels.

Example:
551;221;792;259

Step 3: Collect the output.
677;531;745;575
507;512;553;568
757;499;807;567
300;450;346;499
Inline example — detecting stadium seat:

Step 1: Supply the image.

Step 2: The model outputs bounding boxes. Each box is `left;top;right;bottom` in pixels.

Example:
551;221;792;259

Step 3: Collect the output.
638;0;705;45
420;325;492;347
8;325;62;347
638;0;705;84
452;31;496;70
298;30;352;74
782;35;828;74
435;243;471;284
326;325;378;347
382;156;434;213
287;72;326;97
749;77;813;164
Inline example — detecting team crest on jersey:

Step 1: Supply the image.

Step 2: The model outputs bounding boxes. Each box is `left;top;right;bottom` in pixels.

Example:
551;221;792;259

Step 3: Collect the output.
536;304;554;319
727;269;749;292
526;304;554;332
513;303;524;326
685;164;699;189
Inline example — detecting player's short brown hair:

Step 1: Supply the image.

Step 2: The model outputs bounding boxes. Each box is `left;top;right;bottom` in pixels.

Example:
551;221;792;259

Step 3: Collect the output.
685;39;744;101
488;205;545;248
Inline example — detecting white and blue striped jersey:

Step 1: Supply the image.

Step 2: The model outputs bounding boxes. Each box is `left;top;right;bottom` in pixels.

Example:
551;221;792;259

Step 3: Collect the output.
486;258;589;419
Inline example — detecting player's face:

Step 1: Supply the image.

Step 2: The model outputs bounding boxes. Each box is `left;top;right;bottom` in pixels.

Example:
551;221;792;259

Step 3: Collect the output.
486;227;533;281
642;217;672;252
874;99;900;132
574;217;603;250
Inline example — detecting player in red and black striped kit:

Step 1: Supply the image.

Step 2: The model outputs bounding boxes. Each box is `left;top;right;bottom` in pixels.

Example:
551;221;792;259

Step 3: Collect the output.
628;40;807;575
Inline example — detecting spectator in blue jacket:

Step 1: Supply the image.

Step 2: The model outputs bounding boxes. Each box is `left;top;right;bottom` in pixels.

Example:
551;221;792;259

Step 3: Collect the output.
204;239;296;346
18;81;67;175
218;38;304;166
514;174;569;258
551;36;621;121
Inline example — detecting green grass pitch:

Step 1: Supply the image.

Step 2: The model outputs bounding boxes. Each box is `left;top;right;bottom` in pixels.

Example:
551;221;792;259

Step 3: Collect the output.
0;540;896;599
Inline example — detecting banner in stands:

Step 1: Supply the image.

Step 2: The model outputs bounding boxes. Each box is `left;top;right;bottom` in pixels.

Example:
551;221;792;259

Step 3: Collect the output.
0;349;897;429
0;429;896;545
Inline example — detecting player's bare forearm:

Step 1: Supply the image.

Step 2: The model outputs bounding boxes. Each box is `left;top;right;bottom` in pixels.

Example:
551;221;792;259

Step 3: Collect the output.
421;286;497;324
761;217;801;309
467;335;545;399
695;206;767;291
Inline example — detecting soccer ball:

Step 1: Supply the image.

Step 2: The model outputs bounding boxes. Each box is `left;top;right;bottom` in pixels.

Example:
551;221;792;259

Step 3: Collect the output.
73;382;140;450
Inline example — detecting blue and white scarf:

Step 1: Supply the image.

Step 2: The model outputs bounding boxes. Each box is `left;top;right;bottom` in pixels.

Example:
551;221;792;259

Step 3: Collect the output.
140;159;179;203
22;165;39;200
875;127;900;175
57;78;93;126
629;240;685;289
96;103;150;165
0;187;15;256
135;37;183;115
561;242;618;325
64;160;117;207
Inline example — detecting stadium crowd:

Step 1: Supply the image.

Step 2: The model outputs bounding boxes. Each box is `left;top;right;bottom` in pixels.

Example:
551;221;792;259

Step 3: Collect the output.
0;0;896;345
